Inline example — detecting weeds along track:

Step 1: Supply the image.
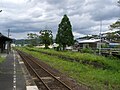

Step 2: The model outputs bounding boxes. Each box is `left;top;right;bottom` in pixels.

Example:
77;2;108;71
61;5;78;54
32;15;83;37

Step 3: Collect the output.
17;50;72;90
26;48;107;69
26;48;120;71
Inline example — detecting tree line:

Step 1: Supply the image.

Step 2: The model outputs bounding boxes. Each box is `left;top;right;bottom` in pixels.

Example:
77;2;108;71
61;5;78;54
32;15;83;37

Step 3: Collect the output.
27;14;74;50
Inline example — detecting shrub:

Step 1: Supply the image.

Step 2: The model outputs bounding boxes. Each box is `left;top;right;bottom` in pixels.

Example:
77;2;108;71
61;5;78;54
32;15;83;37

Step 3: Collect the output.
27;44;33;47
81;48;93;53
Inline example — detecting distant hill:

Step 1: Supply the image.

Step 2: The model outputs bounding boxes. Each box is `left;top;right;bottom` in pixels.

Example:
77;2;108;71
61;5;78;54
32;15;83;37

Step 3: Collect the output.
14;39;30;45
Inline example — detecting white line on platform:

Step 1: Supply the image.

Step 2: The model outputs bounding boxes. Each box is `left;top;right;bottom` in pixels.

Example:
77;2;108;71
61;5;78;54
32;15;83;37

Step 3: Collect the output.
13;50;16;90
26;86;39;90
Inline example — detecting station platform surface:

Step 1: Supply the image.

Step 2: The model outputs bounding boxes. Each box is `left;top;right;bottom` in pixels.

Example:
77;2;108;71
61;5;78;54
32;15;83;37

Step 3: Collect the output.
0;50;38;90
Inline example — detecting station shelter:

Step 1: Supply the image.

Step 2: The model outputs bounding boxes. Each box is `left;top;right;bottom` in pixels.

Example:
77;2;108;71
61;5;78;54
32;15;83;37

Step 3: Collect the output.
0;33;12;53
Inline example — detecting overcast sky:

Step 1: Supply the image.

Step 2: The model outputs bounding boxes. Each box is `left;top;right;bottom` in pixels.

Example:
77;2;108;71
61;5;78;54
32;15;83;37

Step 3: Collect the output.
0;0;119;39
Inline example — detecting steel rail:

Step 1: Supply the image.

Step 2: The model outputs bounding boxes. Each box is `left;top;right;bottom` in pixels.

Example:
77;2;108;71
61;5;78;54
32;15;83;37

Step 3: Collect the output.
18;51;51;90
27;53;72;90
17;50;72;90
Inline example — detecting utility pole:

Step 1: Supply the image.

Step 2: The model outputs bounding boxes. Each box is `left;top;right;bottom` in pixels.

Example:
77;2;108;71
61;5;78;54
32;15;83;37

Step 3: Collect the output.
99;20;102;55
118;0;120;30
8;29;10;38
7;29;10;54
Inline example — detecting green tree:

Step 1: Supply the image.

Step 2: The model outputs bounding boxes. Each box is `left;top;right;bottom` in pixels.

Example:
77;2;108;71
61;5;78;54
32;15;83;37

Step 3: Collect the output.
56;14;74;50
109;0;120;42
105;31;120;42
110;20;120;30
27;33;38;46
39;30;53;49
110;0;120;30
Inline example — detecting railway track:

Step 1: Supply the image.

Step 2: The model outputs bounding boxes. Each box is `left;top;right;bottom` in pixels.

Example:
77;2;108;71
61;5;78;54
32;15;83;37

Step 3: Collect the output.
17;50;72;90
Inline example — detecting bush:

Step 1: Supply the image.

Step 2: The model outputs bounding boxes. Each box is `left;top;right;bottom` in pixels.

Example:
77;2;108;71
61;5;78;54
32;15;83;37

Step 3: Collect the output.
26;44;33;48
81;48;93;53
0;56;5;63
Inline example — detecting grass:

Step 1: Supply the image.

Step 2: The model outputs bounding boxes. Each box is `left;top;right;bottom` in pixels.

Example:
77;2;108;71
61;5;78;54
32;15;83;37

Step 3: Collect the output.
25;47;120;71
17;47;120;90
0;56;4;63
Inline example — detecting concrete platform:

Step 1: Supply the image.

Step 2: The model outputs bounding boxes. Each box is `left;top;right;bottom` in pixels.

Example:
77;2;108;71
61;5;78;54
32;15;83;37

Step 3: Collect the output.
0;50;38;90
0;53;14;90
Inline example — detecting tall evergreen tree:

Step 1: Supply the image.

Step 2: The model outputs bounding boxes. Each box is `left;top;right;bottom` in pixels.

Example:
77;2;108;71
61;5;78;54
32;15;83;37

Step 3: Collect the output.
56;14;74;50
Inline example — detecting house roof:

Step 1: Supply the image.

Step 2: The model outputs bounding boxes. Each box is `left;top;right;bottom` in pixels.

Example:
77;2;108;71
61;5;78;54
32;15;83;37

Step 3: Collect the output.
109;43;120;46
78;39;109;44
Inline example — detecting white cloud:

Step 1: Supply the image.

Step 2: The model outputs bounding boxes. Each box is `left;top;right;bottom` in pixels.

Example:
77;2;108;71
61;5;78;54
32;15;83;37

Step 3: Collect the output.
0;0;119;39
4;0;26;4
